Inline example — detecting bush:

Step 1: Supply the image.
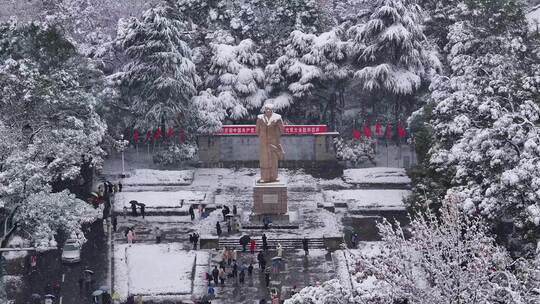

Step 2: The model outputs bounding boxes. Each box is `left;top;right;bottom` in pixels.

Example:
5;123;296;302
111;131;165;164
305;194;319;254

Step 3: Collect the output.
153;143;198;165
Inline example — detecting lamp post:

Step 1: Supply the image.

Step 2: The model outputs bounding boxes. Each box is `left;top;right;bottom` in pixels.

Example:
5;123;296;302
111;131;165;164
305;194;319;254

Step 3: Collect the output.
115;135;129;178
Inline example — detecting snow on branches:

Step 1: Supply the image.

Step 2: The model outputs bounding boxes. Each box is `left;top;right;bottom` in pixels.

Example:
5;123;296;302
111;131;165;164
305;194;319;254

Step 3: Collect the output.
349;0;439;96
194;39;266;132
120;1;201;130
351;197;538;303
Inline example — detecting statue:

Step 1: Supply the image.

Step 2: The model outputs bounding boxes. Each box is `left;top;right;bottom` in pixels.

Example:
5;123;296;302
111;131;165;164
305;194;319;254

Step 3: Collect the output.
256;104;284;183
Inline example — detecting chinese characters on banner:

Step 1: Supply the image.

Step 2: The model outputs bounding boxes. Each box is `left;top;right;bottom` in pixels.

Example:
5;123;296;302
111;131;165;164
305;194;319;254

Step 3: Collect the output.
216;125;328;135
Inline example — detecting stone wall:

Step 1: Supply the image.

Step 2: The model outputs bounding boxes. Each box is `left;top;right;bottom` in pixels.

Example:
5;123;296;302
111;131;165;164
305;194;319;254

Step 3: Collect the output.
197;133;339;167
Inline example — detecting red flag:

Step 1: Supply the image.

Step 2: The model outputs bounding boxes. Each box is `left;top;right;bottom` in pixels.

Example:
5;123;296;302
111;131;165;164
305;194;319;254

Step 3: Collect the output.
145;130;152;142
166;127;174;138
375;122;382;136
363;125;371;138
133;130;139;143
398;123;406;139
178;128;186;143
154;128;161;140
352;128;361;140
386;124;392;140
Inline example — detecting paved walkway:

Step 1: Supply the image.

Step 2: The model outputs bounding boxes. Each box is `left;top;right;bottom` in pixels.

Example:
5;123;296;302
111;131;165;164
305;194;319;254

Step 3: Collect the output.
204;248;335;303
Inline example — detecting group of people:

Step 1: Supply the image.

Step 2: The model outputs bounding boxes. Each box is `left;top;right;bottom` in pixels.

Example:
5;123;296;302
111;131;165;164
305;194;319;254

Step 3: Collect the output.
189;203;209;220
98;180;122;196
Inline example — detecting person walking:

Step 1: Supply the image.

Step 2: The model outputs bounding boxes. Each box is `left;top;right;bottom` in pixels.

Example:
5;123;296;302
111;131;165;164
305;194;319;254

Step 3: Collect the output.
351;232;358;248
155;227;162;244
123;206;127;219
211;266;219;286
135;295;143;304
264;267;271;287
218;267;226;285
232;249;237;261
207;283;215;299
232;260;238;279
248;263;254;276
302;237;309;255
216;221;222;237
262;234;268;251
118;181;123;192
249;239;256;254
276;243;283;258
140;203;146;219
189;205;195;221
239;269;245;284
112;215;117;232
127;228;135;244
193;233;199;249
233;204;237;216
131;202;137;217
226;220;232;233
257;251;266;269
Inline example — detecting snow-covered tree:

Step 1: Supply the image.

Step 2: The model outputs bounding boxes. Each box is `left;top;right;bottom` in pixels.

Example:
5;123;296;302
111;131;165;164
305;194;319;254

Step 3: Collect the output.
334;137;375;166
422;1;540;234
285;279;354;304
119;0;201;131
351;196;538;303
194;39;266;131
266;29;350;128
349;0;439;119
0;20;105;246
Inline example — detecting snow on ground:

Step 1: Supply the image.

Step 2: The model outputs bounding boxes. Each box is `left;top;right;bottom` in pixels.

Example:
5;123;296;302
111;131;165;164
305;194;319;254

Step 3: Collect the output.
324;189;410;211
343;167;411;185
122;169;194;186
332;242;384;292
114;243;196;300
113;190;207;212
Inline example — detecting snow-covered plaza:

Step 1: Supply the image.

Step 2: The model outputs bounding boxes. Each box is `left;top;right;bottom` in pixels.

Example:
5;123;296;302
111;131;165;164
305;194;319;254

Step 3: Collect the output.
109;166;410;303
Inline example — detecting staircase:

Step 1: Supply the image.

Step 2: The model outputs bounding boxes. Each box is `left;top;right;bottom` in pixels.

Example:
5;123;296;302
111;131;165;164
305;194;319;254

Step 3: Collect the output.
217;237;333;251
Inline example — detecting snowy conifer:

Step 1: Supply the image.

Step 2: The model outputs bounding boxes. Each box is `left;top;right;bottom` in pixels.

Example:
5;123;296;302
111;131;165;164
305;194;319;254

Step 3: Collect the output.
194;39;265;131
349;0;439;116
119;0;201;130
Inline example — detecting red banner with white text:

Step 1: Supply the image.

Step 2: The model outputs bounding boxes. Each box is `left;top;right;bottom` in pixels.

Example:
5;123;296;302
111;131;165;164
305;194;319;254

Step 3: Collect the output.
216;125;328;135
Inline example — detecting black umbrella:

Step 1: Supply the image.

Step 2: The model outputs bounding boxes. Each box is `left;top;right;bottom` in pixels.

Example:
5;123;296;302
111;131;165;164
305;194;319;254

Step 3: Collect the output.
129;200;138;205
137;202;146;207
239;235;250;245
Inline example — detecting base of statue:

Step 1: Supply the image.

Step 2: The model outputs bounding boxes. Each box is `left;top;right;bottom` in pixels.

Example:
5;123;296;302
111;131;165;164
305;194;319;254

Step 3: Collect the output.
253;179;288;215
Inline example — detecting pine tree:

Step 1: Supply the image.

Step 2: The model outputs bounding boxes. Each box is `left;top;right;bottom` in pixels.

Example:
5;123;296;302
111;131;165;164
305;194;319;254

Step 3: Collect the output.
194;38;266;131
119;0;201;132
265;29;350;129
349;0;439;120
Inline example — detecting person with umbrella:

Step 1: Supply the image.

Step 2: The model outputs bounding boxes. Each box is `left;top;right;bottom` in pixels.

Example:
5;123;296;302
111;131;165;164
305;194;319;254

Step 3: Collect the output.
83;269;94;290
264;267;271;287
222;205;230;220
239;235;250;252
233;204;237;216
138;203;146;219
130;201;138;217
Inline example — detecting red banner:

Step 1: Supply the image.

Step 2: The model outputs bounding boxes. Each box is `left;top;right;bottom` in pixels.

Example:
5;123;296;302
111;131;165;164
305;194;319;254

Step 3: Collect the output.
216;125;328;135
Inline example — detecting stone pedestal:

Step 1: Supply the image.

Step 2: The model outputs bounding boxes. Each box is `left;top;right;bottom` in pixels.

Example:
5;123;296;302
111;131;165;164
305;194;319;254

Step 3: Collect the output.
253;180;288;214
